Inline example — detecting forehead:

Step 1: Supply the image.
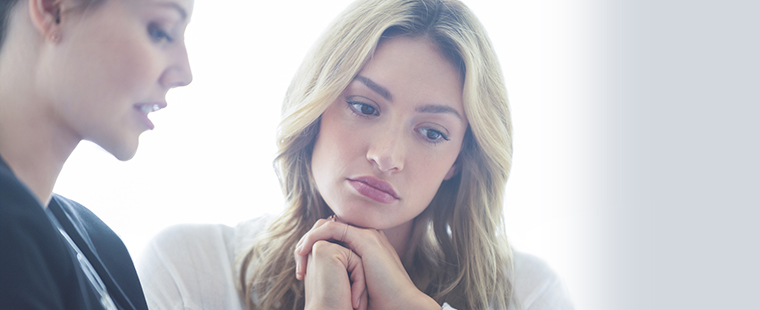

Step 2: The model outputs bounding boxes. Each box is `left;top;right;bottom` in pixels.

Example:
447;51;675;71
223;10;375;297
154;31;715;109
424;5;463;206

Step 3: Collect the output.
127;0;194;17
358;36;465;114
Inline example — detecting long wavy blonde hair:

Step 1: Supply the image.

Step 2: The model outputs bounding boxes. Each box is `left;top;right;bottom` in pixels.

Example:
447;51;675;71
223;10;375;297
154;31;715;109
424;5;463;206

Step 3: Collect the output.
238;0;513;309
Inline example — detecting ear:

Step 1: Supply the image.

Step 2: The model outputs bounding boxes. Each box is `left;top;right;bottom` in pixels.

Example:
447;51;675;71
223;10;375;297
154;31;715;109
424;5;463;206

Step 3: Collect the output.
443;159;461;180
27;0;63;42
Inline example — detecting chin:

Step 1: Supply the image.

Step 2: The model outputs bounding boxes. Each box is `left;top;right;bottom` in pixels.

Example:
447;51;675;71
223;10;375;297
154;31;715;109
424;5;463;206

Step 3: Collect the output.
95;137;139;161
112;148;138;161
334;208;389;230
112;140;139;161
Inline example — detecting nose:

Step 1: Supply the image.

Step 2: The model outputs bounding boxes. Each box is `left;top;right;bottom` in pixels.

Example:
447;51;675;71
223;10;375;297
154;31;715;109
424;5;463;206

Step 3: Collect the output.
160;43;193;89
366;129;405;173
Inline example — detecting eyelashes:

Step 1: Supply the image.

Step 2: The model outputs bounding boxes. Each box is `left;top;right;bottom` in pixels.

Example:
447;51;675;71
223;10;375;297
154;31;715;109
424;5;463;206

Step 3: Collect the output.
347;100;379;117
148;23;173;43
418;128;449;143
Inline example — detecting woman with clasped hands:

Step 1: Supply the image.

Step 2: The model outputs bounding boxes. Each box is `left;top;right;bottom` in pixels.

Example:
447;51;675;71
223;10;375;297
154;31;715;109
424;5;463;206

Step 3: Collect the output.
138;0;573;309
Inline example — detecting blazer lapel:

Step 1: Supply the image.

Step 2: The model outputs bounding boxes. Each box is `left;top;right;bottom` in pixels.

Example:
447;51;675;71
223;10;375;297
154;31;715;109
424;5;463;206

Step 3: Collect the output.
48;199;138;310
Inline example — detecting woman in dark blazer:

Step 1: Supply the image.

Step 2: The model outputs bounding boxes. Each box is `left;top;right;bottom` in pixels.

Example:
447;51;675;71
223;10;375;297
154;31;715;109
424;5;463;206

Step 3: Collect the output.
0;0;193;308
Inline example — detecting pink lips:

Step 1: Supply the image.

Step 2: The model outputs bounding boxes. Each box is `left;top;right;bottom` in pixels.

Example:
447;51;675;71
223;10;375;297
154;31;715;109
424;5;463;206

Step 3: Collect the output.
348;176;400;204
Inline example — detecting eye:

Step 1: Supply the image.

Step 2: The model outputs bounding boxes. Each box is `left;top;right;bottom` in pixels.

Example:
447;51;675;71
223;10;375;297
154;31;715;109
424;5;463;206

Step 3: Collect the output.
347;101;379;117
148;23;173;43
418;128;450;143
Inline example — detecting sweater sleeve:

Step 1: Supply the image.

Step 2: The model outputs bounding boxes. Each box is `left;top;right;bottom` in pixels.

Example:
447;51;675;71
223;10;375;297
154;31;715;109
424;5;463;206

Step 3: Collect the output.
511;251;574;310
136;224;244;310
441;251;574;310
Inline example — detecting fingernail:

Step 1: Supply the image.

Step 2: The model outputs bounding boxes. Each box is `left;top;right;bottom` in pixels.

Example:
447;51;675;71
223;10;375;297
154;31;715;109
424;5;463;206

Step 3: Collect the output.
295;243;304;254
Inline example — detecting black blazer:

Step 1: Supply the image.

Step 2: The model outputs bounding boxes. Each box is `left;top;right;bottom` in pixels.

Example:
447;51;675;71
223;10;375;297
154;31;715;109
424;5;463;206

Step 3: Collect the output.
0;157;148;310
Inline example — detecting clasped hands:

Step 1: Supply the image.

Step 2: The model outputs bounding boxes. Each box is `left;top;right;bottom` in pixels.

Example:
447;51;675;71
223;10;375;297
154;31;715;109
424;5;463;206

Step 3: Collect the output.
294;216;441;310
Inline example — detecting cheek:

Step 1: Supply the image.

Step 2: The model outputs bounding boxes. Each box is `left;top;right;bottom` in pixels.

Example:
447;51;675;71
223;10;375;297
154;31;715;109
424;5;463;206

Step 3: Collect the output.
311;106;369;201
58;33;158;107
102;38;157;93
412;161;448;190
406;147;460;201
84;20;158;90
315;108;364;165
312;118;337;182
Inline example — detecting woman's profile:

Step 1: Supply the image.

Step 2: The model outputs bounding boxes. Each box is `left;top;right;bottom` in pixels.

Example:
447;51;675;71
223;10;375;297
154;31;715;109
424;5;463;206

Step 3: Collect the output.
138;0;572;309
0;0;193;309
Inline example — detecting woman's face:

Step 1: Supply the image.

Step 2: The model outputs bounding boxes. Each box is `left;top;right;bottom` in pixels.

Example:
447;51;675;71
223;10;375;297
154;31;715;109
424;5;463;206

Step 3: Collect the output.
42;0;193;160
311;36;468;232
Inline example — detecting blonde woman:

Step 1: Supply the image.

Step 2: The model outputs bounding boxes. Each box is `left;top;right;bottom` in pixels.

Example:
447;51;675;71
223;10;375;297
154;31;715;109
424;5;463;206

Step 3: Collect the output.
138;0;572;309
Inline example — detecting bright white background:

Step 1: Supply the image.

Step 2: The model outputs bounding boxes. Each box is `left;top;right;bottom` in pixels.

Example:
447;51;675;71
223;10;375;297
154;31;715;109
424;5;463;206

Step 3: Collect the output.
54;1;610;309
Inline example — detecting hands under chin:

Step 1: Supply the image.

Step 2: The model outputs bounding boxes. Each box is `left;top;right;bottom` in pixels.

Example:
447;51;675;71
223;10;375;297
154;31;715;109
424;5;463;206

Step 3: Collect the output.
295;218;441;310
303;241;367;310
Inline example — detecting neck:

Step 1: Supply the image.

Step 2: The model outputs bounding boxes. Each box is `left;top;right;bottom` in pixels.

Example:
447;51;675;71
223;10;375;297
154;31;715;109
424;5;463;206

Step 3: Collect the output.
0;108;79;207
0;2;80;207
382;219;416;266
0;71;80;208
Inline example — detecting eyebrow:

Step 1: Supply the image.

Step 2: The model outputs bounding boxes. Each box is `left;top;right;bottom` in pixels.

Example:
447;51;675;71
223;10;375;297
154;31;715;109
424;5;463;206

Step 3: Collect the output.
355;75;463;120
416;104;463;120
355;76;392;102
158;2;188;21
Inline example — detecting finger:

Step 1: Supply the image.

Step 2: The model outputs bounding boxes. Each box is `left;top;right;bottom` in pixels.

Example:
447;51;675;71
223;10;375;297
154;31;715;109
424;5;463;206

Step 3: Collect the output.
297;219;331;251
303;242;355;309
346;249;365;309
294;248;308;280
295;218;335;254
296;221;360;257
295;219;333;280
359;286;368;310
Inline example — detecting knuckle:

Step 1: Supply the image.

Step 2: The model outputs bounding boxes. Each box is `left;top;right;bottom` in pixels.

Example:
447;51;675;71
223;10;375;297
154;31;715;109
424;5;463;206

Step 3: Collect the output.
298;234;310;247
312;219;324;228
311;240;332;256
